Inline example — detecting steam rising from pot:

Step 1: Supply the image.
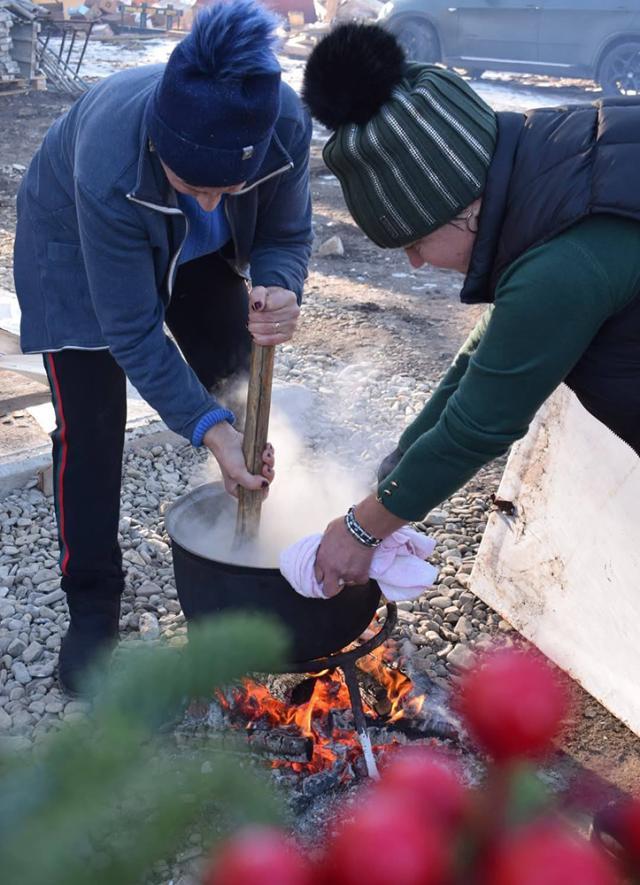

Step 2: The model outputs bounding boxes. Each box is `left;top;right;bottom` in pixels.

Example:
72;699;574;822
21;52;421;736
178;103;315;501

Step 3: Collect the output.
185;382;375;568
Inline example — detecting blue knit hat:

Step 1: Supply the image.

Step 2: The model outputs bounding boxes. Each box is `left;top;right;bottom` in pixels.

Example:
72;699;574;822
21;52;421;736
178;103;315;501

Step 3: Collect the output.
146;0;282;187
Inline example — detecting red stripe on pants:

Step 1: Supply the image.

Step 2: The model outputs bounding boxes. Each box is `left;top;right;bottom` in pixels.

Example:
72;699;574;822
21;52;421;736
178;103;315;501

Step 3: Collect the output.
46;353;71;576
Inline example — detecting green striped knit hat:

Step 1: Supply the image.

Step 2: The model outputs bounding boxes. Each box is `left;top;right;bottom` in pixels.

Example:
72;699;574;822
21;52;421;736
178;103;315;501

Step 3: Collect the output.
302;24;497;248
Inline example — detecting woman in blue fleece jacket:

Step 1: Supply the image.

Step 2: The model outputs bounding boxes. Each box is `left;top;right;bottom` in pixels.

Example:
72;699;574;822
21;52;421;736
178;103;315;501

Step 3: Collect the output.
12;0;313;693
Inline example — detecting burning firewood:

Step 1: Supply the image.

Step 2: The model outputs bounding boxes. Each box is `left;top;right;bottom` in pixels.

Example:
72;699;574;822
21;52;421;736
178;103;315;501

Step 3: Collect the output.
247;728;314;764
214;642;442;786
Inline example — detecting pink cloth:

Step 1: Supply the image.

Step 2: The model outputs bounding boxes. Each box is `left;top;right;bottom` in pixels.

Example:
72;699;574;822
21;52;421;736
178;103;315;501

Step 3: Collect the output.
279;527;438;601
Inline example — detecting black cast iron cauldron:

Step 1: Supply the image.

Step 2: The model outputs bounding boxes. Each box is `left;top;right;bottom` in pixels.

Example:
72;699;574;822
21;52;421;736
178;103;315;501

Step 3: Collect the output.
165;483;382;664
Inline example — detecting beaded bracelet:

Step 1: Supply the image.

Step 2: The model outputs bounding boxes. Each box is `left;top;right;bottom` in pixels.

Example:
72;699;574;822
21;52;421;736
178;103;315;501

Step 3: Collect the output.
344;505;383;548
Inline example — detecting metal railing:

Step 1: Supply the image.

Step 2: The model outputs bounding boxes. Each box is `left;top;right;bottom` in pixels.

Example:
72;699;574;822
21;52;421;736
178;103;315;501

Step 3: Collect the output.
36;21;93;96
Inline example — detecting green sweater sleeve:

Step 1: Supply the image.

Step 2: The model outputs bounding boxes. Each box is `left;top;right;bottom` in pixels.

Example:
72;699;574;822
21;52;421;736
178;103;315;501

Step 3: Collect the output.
378;215;640;521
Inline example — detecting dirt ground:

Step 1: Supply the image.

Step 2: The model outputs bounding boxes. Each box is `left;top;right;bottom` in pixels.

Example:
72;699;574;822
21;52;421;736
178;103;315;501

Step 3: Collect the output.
0;87;638;806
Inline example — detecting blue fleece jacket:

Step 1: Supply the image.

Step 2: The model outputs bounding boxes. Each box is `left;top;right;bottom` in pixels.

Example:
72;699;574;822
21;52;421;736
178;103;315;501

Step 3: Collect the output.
13;65;313;444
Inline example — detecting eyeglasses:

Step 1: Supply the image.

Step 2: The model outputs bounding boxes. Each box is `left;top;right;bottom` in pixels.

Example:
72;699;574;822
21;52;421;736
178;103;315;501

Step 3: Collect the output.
447;208;480;233
404;208;480;250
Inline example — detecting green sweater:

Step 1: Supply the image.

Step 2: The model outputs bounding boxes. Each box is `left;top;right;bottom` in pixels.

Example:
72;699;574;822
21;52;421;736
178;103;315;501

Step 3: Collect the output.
377;215;640;521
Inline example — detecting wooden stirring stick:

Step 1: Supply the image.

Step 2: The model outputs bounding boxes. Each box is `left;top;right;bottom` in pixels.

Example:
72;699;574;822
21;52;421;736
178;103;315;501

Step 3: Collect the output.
235;343;275;543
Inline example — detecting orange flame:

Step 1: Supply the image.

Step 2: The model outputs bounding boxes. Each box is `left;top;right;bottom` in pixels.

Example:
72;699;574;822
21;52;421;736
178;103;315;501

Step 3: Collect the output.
357;647;426;723
217;645;426;774
219;669;368;773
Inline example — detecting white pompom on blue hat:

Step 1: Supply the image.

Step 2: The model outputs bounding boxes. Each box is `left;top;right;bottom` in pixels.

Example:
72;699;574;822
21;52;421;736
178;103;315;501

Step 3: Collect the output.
146;0;282;187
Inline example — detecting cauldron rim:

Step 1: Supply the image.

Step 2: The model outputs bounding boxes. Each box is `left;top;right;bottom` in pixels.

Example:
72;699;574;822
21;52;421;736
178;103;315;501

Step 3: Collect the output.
165;480;285;569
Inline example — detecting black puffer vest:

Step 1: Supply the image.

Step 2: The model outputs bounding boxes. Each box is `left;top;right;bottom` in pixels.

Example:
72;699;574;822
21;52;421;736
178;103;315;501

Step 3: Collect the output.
460;99;640;455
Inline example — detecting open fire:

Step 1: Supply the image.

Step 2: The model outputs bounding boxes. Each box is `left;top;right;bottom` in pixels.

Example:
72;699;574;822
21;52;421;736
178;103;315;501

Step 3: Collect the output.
217;646;426;775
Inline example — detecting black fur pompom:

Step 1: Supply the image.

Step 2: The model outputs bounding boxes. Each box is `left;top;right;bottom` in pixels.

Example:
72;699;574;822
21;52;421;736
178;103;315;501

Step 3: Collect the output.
302;23;405;130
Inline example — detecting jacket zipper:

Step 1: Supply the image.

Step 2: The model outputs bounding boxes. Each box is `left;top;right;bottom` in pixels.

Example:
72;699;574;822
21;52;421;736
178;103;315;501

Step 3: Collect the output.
167;214;189;298
222;198;249;283
126;160;292;298
234;162;293;194
223;199;235;259
223;161;294;284
126;194;188;300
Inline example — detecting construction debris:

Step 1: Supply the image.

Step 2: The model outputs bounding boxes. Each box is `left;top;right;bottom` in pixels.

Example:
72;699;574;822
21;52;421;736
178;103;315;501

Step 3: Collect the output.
36;21;92;95
0;8;22;80
0;0;44;92
57;0;190;34
280;0;383;60
0;0;39;19
317;0;384;24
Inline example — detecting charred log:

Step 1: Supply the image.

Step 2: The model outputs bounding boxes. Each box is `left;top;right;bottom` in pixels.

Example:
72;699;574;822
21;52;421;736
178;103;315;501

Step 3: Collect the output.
300;766;344;799
247;728;314;763
364;713;459;743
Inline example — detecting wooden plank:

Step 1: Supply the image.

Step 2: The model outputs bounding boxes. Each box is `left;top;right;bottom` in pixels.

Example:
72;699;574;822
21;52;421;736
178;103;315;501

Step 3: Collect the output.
281;41;313;59
0;322;23;357
0;79;28;95
470;386;640;737
8;39;34;61
0;390;51;414
10;22;38;79
0;353;48;383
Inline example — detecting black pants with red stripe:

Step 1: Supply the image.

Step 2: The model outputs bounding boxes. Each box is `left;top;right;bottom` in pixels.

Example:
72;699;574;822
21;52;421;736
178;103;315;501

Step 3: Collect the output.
42;252;251;603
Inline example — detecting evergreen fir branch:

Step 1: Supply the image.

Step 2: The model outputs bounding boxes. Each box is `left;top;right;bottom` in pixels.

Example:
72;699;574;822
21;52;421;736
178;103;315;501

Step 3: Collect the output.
0;613;288;885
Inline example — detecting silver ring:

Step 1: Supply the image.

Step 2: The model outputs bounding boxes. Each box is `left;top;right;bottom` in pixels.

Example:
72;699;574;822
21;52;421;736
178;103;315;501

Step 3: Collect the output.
337;578;346;588
275;322;281;330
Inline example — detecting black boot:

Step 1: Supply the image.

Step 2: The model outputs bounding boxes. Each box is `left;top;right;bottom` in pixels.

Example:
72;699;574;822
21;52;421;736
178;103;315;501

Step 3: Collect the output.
58;590;121;696
591;798;637;865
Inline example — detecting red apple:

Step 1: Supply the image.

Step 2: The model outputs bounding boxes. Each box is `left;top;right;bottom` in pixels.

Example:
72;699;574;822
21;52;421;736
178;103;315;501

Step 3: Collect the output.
321;791;450;885
377;747;468;831
456;648;570;761
488;822;620;885
203;826;313;885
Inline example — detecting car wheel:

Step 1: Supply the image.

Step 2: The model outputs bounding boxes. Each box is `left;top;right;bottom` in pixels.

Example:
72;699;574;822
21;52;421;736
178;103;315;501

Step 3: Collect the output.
389;18;439;64
599;42;640;96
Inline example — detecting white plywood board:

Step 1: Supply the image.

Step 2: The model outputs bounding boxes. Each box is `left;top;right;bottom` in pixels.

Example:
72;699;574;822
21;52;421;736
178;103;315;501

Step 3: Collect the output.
470;386;640;736
0;323;158;429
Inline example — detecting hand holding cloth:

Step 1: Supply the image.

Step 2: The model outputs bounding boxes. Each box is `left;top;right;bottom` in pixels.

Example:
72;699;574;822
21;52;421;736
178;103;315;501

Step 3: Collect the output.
280;527;438;601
